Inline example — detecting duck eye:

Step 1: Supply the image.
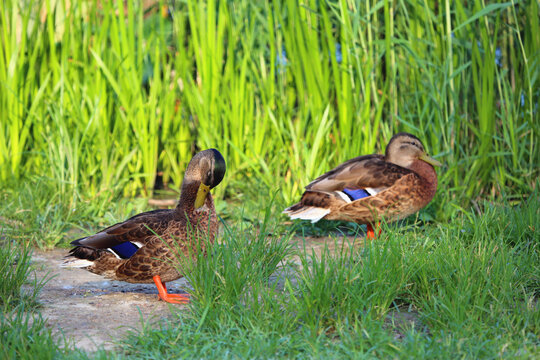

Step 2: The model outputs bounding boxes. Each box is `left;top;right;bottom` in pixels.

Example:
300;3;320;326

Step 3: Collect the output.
207;170;212;179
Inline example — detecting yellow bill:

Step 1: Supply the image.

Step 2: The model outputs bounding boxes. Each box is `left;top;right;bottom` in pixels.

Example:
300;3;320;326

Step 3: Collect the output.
419;153;442;167
195;183;211;209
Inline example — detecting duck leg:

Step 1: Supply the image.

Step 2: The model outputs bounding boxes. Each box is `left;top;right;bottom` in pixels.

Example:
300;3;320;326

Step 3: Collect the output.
366;223;382;239
153;275;190;304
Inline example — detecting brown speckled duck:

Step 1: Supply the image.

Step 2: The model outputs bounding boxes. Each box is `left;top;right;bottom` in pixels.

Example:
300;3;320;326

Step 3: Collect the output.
62;149;226;304
283;133;441;238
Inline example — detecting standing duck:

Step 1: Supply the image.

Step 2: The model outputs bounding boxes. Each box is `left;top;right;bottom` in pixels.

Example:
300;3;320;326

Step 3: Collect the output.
62;149;226;304
283;133;441;238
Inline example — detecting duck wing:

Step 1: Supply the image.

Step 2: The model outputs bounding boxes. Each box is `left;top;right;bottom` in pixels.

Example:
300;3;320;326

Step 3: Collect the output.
307;155;412;192
284;155;414;223
71;209;175;250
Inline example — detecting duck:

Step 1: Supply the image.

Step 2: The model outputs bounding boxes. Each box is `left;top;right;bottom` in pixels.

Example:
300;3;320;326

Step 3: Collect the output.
62;149;226;304
283;133;441;238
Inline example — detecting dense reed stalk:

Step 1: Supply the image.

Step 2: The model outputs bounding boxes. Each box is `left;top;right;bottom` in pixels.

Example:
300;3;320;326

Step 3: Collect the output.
0;0;537;214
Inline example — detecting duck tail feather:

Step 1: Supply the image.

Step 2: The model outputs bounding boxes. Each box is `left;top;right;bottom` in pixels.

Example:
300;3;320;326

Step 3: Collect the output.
60;258;94;268
284;190;349;222
60;246;103;268
286;206;331;223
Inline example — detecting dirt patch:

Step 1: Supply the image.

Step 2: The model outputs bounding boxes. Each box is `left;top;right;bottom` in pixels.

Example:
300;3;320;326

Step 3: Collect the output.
29;237;359;351
385;307;426;340
31;249;189;351
30;235;422;351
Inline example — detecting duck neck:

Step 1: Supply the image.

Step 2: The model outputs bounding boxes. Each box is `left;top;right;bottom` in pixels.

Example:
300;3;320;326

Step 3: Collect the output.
176;180;200;214
409;159;438;198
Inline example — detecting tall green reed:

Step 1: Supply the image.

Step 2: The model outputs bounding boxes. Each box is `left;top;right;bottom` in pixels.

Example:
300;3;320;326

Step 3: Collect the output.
0;0;537;217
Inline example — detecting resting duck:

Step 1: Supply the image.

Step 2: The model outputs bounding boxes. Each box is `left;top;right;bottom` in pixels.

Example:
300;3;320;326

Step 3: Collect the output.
283;133;441;238
62;149;226;304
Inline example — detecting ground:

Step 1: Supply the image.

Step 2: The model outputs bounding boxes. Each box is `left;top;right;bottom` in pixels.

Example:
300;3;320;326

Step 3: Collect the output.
30;236;423;351
31;249;189;351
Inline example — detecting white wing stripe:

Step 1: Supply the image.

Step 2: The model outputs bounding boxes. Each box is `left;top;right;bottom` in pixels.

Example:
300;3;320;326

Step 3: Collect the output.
335;191;352;203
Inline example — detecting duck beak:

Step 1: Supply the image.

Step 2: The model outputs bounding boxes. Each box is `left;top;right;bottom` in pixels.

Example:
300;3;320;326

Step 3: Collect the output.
419;153;442;167
194;183;211;209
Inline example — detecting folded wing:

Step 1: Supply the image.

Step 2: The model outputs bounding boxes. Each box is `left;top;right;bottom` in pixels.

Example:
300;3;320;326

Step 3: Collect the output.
284;155;413;222
69;209;173;259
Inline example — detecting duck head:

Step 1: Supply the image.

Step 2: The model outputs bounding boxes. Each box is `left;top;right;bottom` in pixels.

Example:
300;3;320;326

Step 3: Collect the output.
182;149;226;209
385;133;442;169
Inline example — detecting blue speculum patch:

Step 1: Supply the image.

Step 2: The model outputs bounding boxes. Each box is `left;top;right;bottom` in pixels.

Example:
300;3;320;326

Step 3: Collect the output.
342;188;370;201
111;242;139;259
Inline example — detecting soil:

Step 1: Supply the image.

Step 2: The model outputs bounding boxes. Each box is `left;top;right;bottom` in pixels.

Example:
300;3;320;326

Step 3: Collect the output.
31;249;189;351
30;236;423;352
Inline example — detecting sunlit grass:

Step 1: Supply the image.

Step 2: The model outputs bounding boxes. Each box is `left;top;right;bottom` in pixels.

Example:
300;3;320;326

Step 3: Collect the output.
0;0;537;221
0;178;537;358
118;196;539;359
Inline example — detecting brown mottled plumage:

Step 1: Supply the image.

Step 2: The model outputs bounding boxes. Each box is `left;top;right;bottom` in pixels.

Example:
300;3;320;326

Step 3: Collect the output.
283;133;441;237
62;149;226;303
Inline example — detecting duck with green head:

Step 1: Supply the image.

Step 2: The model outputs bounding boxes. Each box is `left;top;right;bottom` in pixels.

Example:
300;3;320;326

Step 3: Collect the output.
62;149;226;304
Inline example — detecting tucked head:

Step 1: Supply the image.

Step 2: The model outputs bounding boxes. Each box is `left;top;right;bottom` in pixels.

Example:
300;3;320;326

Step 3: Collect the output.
184;149;226;208
385;133;442;168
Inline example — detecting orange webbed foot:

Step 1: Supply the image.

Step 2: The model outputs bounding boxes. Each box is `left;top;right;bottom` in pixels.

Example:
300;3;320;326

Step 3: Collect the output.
153;275;190;304
158;293;190;304
366;223;382;239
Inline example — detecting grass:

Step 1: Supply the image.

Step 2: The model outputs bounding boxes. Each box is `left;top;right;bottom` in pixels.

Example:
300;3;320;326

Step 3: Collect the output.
0;177;151;248
0;217;128;359
0;233;65;359
1;0;538;224
0;185;538;357
1;305;61;360
0;237;46;308
115;194;539;359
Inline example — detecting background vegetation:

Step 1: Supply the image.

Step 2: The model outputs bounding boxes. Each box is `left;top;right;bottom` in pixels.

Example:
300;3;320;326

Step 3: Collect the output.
1;0;538;220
